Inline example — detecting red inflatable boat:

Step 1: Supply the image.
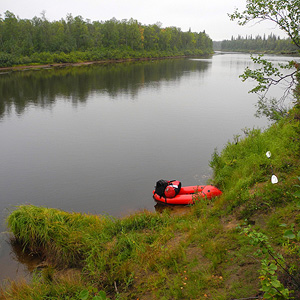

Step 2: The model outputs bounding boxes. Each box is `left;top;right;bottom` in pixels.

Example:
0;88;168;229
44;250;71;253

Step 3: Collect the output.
153;179;222;205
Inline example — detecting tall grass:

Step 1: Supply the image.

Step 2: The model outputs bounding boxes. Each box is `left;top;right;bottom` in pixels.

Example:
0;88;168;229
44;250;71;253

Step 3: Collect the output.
6;206;175;289
210;111;300;218
3;201;262;299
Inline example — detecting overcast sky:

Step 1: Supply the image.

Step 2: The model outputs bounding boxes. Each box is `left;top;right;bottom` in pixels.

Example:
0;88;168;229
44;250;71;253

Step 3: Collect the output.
1;0;285;41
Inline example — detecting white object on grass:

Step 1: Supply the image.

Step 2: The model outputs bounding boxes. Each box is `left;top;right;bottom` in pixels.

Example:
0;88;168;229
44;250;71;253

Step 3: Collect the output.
271;175;278;184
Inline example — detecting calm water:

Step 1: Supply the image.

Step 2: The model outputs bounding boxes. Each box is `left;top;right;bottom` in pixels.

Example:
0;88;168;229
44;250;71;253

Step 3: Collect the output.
1;52;287;282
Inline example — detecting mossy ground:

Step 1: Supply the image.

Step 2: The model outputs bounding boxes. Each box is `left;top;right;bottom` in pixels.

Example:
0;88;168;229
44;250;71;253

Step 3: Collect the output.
1;106;300;300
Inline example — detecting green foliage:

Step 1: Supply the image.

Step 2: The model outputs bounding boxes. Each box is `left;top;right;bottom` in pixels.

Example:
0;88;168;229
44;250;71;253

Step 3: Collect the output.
78;289;108;300
0;12;213;67
229;0;300;49
259;259;290;299
281;222;300;241
229;0;300;119
242;55;294;92
221;34;299;53
241;226;291;299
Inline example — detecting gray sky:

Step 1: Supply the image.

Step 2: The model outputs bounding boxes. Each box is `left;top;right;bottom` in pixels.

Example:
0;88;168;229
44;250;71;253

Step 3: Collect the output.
1;0;285;41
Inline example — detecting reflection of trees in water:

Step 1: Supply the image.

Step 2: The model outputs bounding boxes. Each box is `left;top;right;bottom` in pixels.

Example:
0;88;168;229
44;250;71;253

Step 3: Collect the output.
0;59;210;118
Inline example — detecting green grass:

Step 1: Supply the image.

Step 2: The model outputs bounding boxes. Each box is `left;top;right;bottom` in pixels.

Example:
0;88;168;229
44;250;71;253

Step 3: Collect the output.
210;109;300;219
2;202;262;299
1;105;300;299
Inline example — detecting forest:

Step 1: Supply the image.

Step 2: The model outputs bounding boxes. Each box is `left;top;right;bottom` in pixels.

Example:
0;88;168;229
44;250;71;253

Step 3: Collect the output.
0;11;213;67
216;33;299;53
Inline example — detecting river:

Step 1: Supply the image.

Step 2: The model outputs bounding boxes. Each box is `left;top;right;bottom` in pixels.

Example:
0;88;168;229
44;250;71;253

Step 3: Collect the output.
1;52;294;282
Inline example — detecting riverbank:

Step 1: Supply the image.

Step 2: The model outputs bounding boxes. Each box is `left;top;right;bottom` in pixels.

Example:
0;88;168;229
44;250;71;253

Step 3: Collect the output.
0;47;213;70
1;103;300;299
0;55;198;72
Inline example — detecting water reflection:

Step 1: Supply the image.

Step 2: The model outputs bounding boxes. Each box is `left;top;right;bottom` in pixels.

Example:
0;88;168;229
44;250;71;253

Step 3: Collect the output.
0;59;210;118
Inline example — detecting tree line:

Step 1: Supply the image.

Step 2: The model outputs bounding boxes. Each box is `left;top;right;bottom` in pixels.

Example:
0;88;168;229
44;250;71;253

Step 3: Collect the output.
0;11;213;67
218;33;298;53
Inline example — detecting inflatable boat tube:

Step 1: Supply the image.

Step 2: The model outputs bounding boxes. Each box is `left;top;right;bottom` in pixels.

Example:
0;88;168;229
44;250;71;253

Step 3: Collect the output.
153;185;222;205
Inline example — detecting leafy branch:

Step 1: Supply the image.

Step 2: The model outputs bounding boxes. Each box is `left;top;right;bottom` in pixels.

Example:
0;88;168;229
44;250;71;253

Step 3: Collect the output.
241;225;300;299
229;0;300;120
240;55;298;100
229;0;300;49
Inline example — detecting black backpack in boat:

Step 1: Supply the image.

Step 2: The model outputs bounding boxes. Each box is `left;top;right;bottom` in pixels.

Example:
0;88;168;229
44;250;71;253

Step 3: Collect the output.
154;179;181;198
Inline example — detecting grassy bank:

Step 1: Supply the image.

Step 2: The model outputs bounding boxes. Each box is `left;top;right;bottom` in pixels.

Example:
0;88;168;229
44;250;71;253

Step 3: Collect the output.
1;105;300;299
0;48;211;69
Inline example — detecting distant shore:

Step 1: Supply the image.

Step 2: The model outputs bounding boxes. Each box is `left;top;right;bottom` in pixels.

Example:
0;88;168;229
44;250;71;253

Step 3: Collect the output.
0;55;200;72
